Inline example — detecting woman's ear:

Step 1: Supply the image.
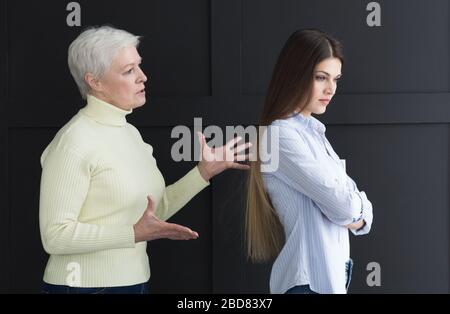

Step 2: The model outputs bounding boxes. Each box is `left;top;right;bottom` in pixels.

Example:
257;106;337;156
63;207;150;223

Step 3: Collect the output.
85;73;102;93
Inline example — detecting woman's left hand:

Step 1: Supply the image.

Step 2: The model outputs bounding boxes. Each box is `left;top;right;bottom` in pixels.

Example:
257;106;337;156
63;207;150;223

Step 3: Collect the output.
196;132;253;181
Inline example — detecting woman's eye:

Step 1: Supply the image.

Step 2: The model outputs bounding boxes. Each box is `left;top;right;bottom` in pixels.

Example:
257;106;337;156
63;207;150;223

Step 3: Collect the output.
126;68;134;74
315;76;326;81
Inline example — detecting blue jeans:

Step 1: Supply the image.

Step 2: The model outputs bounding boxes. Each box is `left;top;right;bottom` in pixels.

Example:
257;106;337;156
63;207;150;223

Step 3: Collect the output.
285;259;354;294
345;258;353;292
41;281;149;294
285;285;318;294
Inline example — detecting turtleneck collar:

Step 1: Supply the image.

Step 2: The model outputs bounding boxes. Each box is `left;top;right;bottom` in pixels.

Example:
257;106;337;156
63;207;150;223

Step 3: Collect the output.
81;95;133;127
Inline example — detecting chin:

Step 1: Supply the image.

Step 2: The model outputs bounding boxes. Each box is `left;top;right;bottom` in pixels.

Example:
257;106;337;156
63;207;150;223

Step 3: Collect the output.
134;99;146;108
313;108;327;115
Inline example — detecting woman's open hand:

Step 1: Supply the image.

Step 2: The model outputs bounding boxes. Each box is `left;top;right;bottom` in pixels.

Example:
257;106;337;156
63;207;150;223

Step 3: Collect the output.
196;132;253;181
133;196;199;243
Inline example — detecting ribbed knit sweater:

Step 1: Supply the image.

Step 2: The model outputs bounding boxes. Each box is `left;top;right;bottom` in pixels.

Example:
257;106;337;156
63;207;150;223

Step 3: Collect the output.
39;95;209;287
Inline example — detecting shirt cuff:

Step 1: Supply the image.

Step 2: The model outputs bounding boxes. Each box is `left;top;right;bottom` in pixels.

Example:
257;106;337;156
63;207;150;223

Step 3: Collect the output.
351;192;373;236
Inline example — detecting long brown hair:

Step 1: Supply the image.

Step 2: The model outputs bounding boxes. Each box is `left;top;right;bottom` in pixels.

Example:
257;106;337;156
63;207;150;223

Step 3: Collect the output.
246;29;344;263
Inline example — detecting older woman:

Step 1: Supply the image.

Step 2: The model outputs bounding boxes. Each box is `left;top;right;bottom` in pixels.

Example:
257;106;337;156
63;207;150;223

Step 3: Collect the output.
39;26;250;294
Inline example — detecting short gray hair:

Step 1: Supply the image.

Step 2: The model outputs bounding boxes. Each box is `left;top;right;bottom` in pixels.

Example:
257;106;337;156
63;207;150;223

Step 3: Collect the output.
68;25;141;99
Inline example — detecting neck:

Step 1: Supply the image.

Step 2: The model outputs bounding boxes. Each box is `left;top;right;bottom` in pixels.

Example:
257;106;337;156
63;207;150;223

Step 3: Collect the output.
89;92;129;111
299;110;311;117
82;94;132;127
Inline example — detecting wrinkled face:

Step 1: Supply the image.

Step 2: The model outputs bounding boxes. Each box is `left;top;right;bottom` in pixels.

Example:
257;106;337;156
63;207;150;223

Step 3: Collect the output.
91;45;148;110
301;57;342;117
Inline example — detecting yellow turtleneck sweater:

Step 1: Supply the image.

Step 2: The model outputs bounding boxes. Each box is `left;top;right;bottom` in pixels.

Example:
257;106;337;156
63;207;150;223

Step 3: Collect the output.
39;95;209;287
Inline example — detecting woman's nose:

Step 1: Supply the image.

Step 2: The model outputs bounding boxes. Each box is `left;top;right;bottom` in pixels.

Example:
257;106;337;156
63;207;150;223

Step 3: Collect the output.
137;67;148;83
325;81;335;95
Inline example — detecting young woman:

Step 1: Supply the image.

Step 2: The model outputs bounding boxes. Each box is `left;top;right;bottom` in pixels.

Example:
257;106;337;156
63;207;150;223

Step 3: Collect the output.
246;29;373;294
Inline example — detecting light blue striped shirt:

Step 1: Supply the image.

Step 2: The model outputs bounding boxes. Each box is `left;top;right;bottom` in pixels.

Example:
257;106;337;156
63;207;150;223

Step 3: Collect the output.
262;113;373;294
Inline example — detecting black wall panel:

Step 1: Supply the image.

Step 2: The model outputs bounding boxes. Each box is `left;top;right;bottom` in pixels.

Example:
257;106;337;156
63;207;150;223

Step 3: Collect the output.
0;0;9;293
141;128;212;294
8;129;53;293
242;0;449;95
8;0;210;126
329;124;449;293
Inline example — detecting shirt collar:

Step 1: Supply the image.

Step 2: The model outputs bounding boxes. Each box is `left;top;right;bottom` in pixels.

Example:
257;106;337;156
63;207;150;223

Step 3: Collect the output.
81;95;132;127
291;112;326;134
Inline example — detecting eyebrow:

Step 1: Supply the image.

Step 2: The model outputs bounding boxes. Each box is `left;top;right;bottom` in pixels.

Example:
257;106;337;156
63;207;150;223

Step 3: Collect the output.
316;70;342;78
122;58;143;69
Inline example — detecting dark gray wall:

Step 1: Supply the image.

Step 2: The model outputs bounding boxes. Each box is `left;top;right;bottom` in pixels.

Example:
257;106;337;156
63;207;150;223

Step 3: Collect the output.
1;0;449;293
1;0;8;292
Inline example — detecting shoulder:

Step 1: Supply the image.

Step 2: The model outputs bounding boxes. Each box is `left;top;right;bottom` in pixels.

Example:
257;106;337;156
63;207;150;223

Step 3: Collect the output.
40;112;100;165
269;117;306;140
264;118;316;157
56;113;98;149
271;115;308;130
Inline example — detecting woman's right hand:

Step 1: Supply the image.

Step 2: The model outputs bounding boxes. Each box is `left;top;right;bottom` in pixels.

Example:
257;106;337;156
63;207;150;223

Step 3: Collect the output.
133;196;199;243
345;220;366;230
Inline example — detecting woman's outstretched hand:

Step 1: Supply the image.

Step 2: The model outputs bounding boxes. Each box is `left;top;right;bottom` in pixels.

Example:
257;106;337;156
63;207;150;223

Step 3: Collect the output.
133;196;199;243
196;132;253;181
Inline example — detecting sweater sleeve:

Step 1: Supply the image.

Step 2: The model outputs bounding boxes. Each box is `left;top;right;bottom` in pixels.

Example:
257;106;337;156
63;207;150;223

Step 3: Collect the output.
155;166;210;221
39;147;135;255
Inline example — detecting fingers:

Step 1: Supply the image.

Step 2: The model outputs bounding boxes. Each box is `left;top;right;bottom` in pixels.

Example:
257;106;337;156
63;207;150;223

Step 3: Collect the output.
233;153;254;162
165;222;199;240
143;208;199;241
197;132;206;148
225;136;242;149
230;162;251;170
234;142;252;154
